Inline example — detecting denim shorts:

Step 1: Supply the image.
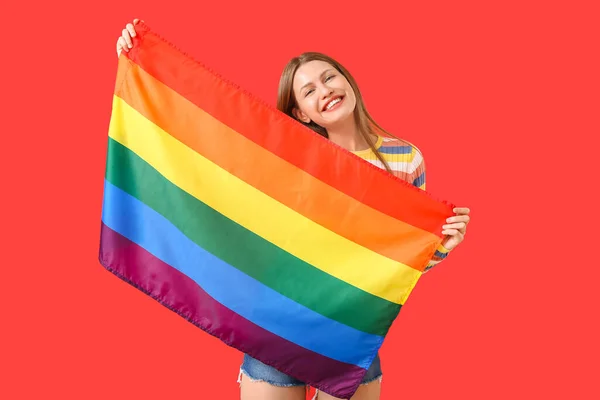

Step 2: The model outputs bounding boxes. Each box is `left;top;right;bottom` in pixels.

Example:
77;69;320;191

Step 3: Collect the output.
239;353;382;389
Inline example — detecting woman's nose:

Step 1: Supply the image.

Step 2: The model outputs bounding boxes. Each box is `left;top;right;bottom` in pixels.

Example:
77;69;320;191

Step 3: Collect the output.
319;84;333;98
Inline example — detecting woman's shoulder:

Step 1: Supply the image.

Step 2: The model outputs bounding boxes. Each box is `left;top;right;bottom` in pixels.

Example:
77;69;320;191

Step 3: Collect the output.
377;135;423;157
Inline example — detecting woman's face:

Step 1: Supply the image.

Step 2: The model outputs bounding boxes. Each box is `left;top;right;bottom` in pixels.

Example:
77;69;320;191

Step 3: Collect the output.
292;60;357;129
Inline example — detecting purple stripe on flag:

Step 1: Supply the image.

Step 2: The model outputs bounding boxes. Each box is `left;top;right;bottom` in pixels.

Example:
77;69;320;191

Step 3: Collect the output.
98;223;367;399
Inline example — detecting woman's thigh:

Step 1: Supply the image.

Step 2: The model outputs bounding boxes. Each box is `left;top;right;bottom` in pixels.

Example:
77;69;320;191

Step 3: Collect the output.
239;354;307;400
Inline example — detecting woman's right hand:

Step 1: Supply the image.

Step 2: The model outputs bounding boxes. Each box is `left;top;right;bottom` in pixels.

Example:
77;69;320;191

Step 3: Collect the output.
116;19;142;57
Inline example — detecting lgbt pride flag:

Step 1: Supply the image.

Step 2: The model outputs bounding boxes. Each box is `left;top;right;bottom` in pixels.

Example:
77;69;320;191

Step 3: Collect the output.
98;22;455;399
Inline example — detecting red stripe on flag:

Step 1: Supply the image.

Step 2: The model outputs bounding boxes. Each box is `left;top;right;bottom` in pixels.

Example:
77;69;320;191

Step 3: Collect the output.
123;22;454;235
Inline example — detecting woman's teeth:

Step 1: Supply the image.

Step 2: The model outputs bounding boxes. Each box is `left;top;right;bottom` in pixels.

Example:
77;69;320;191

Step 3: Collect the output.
326;98;341;110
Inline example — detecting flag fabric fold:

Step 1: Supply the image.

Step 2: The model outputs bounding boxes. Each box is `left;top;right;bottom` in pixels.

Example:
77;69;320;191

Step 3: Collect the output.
99;22;455;399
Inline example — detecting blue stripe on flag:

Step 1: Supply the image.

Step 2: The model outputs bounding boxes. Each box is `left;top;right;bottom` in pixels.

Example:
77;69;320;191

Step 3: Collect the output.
101;180;382;368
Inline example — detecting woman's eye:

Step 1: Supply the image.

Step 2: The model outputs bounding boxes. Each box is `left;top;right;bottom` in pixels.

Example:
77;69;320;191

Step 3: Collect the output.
325;75;335;82
305;89;314;97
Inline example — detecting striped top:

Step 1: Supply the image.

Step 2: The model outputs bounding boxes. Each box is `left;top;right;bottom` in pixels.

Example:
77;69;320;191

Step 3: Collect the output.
352;135;450;272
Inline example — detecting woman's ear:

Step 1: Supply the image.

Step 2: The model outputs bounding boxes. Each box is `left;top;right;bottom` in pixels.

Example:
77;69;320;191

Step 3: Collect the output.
292;108;311;124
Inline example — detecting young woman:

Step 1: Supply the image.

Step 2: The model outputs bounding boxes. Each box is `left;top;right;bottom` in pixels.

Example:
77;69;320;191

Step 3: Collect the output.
116;19;471;400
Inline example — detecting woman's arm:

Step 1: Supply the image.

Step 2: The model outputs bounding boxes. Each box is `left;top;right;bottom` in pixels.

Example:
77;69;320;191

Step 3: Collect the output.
410;148;470;274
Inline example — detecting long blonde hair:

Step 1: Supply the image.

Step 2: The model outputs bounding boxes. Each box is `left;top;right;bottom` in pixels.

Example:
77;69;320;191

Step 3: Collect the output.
276;52;396;173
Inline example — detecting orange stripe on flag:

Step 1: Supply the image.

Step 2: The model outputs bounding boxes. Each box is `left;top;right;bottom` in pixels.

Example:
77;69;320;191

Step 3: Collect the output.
116;58;441;270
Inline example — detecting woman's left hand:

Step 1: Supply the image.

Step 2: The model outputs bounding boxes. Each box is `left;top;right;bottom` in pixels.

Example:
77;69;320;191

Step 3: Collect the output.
441;207;471;251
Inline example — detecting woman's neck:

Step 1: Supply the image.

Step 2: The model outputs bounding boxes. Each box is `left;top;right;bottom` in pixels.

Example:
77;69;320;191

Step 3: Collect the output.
326;118;372;152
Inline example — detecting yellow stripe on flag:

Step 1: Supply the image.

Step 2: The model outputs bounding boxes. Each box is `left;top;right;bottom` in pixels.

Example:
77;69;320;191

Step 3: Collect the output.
108;95;422;304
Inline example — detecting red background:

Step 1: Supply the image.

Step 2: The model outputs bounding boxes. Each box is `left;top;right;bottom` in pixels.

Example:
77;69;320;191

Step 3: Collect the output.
2;0;599;399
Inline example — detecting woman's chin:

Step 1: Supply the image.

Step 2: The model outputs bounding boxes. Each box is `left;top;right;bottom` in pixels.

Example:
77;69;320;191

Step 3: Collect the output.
319;110;354;128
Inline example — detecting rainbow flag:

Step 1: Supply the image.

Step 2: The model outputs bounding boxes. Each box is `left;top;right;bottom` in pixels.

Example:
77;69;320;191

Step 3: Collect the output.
98;22;455;399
